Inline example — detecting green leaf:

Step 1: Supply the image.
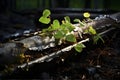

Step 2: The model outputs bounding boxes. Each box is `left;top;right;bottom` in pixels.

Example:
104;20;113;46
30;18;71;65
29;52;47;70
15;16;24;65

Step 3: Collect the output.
74;19;80;23
43;9;51;17
65;34;76;42
39;17;50;24
61;23;74;32
74;43;86;53
64;16;71;23
89;26;96;35
67;25;74;32
62;29;68;34
54;31;64;39
51;19;60;30
66;23;74;32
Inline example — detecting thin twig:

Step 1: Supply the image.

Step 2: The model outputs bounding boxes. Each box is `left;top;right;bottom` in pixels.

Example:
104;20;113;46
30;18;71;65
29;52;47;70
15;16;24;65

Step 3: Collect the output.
18;38;89;68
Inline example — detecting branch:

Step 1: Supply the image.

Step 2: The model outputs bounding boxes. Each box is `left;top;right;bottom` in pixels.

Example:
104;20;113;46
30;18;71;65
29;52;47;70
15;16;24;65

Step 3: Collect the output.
17;38;89;68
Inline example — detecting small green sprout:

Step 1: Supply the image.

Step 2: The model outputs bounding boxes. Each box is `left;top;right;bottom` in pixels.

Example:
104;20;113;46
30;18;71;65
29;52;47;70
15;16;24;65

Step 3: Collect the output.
64;16;71;23
74;43;86;53
39;9;51;24
51;19;60;30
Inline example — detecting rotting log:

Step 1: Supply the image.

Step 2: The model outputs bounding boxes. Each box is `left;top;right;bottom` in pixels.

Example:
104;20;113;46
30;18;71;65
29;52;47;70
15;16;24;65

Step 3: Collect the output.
0;12;120;65
17;26;116;69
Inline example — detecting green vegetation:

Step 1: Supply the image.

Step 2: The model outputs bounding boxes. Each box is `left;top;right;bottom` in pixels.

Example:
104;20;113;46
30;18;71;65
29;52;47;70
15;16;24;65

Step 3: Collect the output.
39;9;103;53
39;9;51;24
74;43;86;53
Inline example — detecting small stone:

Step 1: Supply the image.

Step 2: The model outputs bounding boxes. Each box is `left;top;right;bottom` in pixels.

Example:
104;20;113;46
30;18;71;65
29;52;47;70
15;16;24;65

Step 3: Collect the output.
87;67;96;75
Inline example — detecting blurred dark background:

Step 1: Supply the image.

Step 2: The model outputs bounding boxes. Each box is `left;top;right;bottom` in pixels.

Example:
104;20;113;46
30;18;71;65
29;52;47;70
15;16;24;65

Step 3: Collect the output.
0;0;120;42
0;0;120;12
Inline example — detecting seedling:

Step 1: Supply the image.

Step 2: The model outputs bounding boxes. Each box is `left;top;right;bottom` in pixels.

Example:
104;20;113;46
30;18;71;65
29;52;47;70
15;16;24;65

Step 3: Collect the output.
39;9;51;24
39;9;103;53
